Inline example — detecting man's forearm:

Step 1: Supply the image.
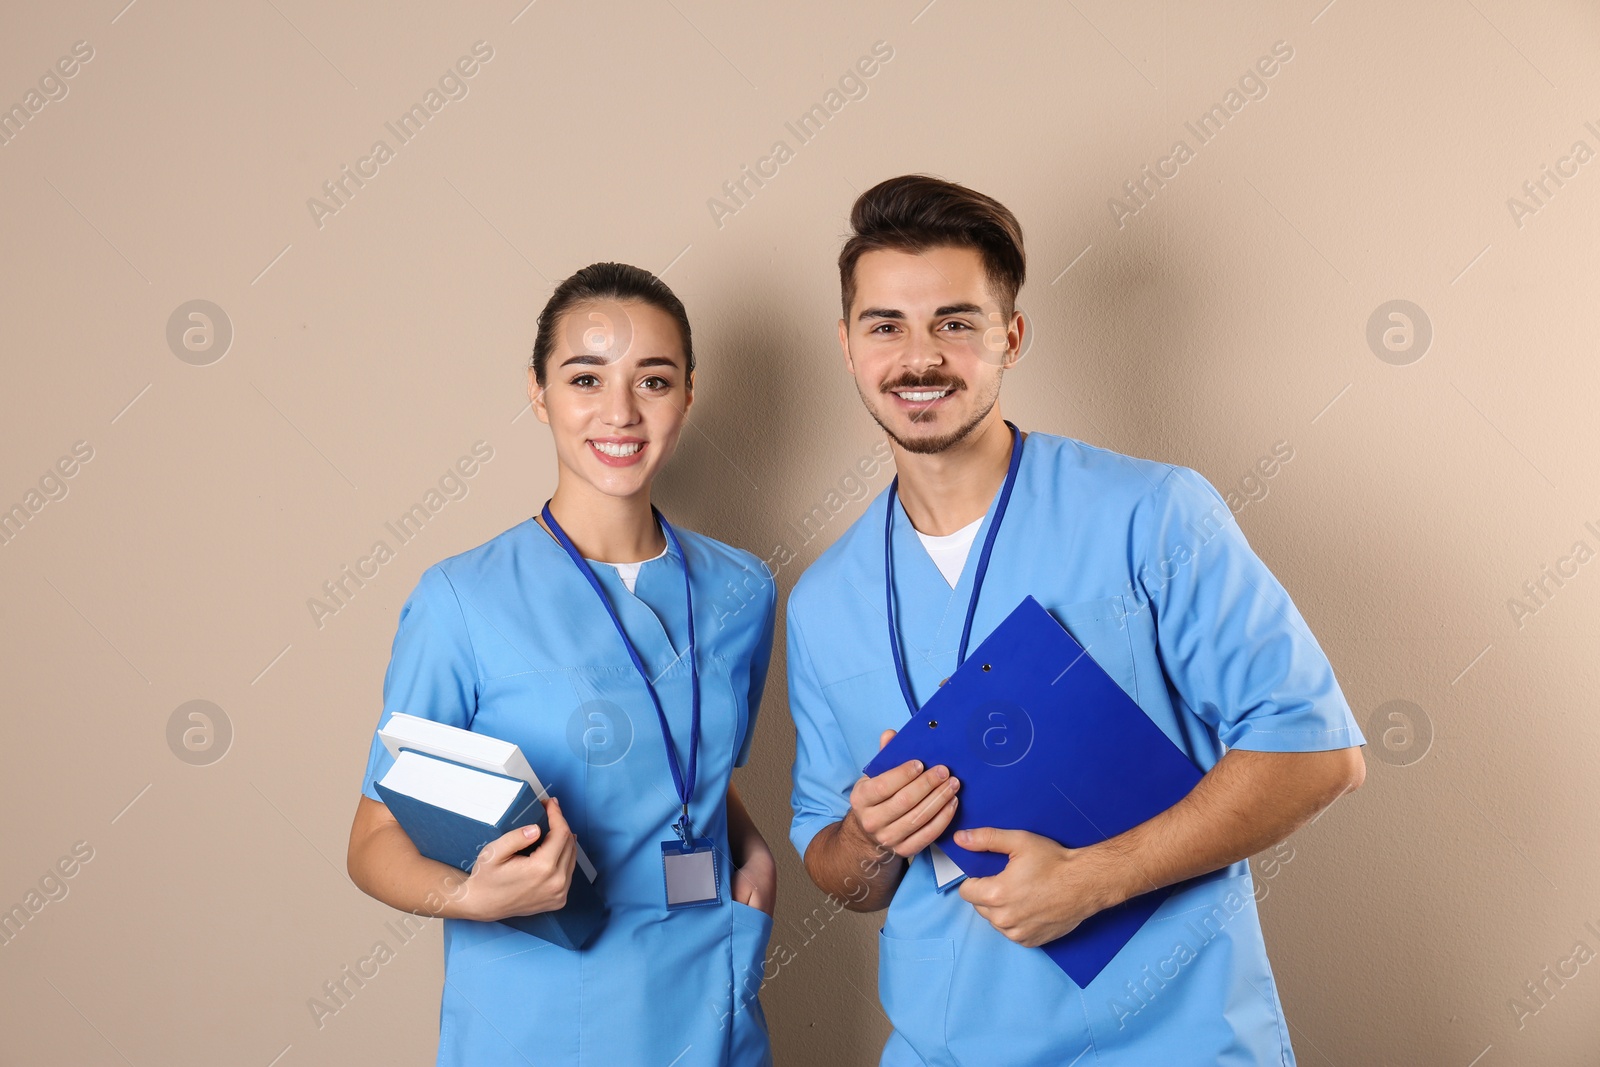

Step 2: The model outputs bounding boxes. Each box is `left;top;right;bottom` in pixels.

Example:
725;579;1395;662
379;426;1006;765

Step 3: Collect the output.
803;812;908;912
1087;747;1366;908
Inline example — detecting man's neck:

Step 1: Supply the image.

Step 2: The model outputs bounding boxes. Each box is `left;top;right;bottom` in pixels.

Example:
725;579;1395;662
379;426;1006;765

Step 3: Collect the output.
891;413;1017;536
541;474;665;562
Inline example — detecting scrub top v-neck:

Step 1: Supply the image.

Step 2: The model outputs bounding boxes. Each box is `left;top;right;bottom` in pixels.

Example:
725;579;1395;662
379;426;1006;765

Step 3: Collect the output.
360;514;778;1067
787;431;1365;1067
591;541;669;596
581;539;686;667
915;516;982;588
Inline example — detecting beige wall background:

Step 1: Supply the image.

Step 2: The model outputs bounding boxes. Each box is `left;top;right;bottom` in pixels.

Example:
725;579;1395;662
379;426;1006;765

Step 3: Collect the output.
3;0;1598;1063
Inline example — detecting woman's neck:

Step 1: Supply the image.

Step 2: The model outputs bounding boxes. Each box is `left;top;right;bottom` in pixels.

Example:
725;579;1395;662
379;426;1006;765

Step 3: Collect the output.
541;477;665;563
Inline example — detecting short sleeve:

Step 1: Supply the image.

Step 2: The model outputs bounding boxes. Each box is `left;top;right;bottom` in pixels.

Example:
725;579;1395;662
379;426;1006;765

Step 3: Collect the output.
734;561;779;768
1135;466;1365;753
359;564;480;801
786;604;857;861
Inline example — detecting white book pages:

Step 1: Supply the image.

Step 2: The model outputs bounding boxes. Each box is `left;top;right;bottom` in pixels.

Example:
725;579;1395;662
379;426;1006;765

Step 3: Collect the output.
379;714;542;789
381;750;526;826
378;713;598;882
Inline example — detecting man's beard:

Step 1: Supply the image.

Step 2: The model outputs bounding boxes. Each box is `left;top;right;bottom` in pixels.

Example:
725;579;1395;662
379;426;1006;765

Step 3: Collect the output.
861;372;1002;456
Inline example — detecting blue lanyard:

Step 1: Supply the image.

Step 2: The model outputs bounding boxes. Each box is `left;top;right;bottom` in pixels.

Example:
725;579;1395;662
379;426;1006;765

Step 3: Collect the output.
541;502;701;838
884;421;1024;718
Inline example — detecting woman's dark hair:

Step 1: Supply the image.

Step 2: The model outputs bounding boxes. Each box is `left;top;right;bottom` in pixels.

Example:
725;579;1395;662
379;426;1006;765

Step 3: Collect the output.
838;174;1026;319
529;261;694;386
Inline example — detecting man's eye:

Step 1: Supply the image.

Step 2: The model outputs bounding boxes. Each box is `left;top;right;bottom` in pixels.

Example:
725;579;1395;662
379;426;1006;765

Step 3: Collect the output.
870;323;898;334
941;320;973;331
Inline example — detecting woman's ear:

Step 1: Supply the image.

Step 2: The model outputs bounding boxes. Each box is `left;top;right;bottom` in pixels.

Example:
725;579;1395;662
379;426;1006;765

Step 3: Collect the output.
681;370;695;416
528;366;549;424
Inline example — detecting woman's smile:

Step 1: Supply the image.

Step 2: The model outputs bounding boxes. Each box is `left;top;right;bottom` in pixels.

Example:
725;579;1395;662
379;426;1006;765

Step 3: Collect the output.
588;436;648;466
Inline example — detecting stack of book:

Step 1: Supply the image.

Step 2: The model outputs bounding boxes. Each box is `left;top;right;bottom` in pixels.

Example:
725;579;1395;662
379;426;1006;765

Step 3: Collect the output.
374;713;607;950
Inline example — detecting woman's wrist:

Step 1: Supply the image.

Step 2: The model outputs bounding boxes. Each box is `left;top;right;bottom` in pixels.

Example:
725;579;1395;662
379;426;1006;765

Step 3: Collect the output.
429;866;490;922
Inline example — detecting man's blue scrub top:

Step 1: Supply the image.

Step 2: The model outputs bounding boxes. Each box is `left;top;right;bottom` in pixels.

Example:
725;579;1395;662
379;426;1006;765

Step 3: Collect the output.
361;516;778;1066
786;431;1364;1067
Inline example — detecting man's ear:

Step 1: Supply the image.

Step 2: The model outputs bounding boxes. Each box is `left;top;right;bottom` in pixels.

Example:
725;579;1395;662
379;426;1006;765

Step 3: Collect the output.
838;319;855;375
1003;309;1025;369
528;366;549;424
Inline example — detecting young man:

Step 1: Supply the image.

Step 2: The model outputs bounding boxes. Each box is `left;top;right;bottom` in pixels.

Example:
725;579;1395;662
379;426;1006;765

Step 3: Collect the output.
786;174;1366;1065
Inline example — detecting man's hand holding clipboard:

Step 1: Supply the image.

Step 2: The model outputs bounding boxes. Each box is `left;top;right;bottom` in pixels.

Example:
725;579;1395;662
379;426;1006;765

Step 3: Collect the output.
862;596;1206;987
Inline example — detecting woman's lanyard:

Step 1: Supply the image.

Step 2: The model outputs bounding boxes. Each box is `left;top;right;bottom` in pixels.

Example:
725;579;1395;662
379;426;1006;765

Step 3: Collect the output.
884;421;1024;718
541;501;701;843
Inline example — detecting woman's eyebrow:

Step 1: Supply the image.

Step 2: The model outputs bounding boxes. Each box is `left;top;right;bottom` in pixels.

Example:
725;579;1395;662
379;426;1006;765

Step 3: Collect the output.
557;353;682;369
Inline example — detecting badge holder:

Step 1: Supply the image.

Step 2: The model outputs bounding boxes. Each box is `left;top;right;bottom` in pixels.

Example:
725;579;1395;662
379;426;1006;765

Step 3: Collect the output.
662;812;721;909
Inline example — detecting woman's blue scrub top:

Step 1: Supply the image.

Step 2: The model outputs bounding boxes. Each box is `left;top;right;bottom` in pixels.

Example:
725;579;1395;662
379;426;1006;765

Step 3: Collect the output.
360;515;778;1067
786;431;1365;1067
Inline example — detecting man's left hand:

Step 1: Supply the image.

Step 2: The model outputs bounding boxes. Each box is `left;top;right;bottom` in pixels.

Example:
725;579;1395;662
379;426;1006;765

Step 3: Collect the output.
954;827;1128;947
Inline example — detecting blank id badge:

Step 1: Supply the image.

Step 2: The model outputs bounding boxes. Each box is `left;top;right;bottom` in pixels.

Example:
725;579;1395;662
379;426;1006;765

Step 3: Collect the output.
661;837;721;909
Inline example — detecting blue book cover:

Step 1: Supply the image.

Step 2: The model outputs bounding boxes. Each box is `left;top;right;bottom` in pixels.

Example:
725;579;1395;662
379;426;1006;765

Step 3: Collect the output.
864;595;1205;987
376;755;607;951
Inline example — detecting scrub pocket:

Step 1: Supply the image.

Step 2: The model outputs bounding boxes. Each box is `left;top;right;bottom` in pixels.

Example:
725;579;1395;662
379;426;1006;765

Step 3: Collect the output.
728;900;775;1066
1047;595;1139;703
878;932;957;1067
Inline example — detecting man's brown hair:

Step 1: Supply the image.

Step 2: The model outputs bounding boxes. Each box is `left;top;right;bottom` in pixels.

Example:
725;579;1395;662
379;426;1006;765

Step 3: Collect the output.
838;174;1026;320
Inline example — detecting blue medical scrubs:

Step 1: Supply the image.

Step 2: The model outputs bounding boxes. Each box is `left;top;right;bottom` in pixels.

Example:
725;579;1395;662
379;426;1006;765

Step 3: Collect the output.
787;431;1365;1066
360;514;777;1066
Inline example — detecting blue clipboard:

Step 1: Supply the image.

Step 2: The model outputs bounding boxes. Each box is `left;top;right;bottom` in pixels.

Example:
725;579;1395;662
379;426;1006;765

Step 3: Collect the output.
863;595;1204;988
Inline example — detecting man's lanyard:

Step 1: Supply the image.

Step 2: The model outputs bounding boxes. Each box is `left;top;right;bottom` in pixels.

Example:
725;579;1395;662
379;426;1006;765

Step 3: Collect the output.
884;421;1024;718
541;501;701;842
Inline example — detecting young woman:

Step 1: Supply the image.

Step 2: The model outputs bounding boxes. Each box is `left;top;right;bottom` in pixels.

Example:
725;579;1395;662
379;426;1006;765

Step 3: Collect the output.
347;263;778;1066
